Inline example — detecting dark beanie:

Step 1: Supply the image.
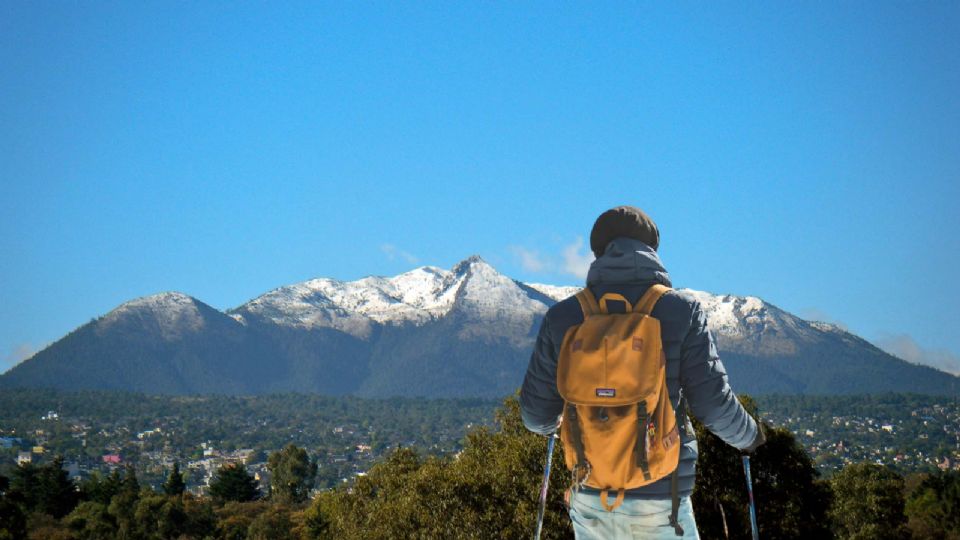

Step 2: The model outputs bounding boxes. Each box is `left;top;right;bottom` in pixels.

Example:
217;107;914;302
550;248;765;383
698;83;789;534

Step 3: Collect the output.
589;206;660;256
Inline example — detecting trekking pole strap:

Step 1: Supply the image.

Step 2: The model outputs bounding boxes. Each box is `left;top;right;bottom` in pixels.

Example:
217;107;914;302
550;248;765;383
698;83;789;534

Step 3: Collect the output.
670;391;688;537
565;402;589;478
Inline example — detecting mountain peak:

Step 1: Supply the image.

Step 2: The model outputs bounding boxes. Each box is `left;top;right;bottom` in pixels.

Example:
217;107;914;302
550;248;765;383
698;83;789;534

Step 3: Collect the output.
5;259;959;397
451;255;492;276
115;291;198;310
98;291;211;339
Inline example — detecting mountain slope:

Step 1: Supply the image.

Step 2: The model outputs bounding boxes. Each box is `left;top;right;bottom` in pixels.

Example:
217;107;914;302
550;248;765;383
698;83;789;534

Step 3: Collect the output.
684;291;954;394
0;293;260;394
1;257;957;397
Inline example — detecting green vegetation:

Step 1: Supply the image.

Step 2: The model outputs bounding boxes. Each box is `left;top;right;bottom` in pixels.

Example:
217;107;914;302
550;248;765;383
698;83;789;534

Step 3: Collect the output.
303;397;569;539
1;390;959;538
692;396;833;539
161;462;185;497
267;444;317;504
0;388;496;490
6;456;78;519
905;471;960;539
756;393;960;474
209;464;260;504
830;463;910;540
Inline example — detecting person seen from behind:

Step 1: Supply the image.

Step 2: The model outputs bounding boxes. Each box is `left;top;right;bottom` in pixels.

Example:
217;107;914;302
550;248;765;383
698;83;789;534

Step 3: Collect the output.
520;206;765;539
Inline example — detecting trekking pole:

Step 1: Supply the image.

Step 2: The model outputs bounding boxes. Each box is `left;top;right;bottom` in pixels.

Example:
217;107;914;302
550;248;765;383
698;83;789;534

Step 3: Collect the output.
742;455;760;540
534;432;558;540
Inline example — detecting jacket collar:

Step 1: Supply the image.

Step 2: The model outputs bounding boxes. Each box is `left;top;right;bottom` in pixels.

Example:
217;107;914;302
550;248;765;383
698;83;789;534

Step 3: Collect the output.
585;237;672;287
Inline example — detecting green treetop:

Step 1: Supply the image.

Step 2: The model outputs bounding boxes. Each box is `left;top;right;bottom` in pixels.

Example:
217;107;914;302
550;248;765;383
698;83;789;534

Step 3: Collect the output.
267;443;317;504
209;463;260;504
829;462;909;540
162;462;186;496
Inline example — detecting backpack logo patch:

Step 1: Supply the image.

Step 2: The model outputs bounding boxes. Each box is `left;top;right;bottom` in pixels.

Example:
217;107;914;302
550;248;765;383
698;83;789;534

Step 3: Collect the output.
595;388;616;398
632;337;644;351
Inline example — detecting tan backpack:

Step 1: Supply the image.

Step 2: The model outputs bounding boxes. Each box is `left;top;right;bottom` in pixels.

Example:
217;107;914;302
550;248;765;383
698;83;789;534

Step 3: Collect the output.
557;284;683;513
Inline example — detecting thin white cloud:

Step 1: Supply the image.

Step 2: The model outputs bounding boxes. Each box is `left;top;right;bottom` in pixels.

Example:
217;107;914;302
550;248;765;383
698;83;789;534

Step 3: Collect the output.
508;238;594;280
2;343;35;373
509;246;546;273
380;244;419;265
874;333;960;376
561;237;594;280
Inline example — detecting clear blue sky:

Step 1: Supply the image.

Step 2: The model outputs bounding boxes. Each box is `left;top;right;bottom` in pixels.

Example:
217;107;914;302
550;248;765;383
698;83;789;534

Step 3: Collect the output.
2;3;958;375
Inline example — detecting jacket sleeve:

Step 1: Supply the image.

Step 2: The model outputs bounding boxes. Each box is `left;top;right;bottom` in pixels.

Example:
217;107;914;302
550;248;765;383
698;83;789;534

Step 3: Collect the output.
519;315;564;435
679;300;759;450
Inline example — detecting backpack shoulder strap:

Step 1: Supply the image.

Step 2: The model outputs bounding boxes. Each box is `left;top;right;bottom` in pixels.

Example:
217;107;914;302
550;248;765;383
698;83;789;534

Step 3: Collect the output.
634;284;671;315
574;288;600;317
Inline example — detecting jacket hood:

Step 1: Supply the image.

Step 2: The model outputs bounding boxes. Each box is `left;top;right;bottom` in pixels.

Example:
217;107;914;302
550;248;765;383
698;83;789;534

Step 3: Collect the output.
585;237;672;287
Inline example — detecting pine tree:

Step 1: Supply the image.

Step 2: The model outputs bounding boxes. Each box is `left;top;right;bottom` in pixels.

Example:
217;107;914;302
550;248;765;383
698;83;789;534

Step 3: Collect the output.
162;462;186;496
6;456;79;519
6;462;41;513
37;455;79;518
209;463;260;504
107;465;142;538
0;474;28;540
79;470;123;506
120;464;140;495
105;469;122;499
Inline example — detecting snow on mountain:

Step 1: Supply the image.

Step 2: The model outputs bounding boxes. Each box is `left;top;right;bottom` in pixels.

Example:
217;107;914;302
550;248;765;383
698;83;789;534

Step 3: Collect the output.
450;256;544;319
678;288;826;355
100;292;209;339
231;256;556;340
679;289;789;335
525;283;581;302
6;255;958;396
444;256;557;344
520;283;812;347
230;265;458;338
230;255;835;351
521;283;826;354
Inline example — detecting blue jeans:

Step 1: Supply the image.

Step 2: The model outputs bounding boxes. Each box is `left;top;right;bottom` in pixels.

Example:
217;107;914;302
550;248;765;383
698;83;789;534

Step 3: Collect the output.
568;490;700;539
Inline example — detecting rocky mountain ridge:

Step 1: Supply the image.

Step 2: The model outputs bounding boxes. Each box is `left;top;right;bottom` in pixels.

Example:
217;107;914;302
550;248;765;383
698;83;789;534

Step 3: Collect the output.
1;256;956;397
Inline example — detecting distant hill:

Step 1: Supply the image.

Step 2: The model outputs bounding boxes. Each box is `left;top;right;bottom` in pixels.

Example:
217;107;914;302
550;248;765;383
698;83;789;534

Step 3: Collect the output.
2;256;957;396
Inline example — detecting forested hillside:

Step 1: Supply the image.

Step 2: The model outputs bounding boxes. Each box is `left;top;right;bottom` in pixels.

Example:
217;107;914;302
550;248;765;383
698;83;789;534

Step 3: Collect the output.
2;395;959;539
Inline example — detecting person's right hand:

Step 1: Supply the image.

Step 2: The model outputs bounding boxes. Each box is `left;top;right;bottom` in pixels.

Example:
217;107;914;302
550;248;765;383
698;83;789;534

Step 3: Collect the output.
742;422;766;454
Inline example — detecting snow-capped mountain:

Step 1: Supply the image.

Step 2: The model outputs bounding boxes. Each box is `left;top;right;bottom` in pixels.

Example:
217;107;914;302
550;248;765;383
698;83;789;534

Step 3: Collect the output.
99;292;220;340
231;266;455;336
231;256;549;345
1;256;956;397
227;261;842;357
679;290;841;356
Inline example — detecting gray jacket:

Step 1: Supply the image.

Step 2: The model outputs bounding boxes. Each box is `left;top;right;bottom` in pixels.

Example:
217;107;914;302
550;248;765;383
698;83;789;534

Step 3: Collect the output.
519;237;760;499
